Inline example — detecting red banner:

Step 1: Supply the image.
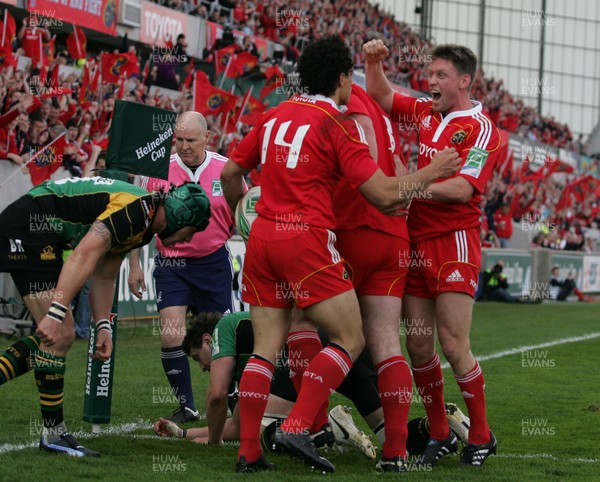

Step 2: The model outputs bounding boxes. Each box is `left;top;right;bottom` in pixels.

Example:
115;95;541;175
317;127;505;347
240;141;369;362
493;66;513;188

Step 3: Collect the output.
27;0;118;35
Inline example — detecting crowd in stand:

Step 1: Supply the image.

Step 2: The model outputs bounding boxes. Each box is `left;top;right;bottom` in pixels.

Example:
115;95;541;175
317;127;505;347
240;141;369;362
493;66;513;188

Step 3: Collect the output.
480;169;599;251
0;1;597;251
177;0;582;151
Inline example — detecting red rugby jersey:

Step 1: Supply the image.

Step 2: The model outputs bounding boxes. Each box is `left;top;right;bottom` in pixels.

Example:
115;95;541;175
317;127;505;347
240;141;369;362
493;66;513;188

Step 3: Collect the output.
391;94;501;243
334;84;409;240
232;94;378;230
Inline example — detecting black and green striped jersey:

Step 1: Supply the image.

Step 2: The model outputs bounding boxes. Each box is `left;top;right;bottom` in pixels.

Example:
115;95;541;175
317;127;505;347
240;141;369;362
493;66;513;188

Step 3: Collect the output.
28;177;159;255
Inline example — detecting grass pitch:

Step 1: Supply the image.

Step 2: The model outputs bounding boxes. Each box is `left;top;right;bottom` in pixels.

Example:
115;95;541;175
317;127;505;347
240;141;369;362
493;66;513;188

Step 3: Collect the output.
0;303;598;481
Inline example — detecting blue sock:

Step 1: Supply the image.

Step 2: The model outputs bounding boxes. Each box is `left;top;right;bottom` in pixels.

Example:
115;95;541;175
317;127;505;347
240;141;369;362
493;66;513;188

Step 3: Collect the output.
161;346;196;411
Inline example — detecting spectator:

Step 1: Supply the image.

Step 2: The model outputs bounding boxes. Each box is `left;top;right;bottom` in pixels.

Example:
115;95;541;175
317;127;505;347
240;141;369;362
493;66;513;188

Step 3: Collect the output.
18;17;51;60
241;35;259;58
493;203;513;248
0;117;26;169
151;50;180;90
549;266;588;301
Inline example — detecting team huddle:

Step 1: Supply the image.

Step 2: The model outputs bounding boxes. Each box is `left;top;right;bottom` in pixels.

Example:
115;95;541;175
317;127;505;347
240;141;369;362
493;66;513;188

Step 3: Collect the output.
0;35;499;473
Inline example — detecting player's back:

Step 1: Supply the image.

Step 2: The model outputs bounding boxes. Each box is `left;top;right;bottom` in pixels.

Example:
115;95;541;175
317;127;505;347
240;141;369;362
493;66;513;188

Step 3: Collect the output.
28;176;156;251
233;94;377;232
334;84;408;239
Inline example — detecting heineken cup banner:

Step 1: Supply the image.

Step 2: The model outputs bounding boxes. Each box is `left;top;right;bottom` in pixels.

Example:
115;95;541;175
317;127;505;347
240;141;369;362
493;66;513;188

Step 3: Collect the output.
106;101;176;180
83;293;119;424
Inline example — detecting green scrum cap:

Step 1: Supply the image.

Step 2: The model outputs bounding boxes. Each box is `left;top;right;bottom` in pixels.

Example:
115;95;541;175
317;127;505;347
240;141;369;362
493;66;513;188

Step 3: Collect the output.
159;183;211;240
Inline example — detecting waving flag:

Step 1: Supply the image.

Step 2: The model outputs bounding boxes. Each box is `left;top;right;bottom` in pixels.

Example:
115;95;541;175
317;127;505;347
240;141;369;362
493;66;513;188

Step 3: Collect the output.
27;133;67;186
101;52;139;83
80;63;99;107
0;10;16;48
194;82;239;117
214;45;236;75
66;25;87;60
227;52;258;78
259;64;284;99
240;95;267;125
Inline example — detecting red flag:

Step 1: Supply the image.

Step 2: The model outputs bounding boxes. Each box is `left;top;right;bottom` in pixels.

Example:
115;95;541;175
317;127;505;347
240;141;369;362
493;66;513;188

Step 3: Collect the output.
555;185;572;211
571;175;600;203
194;82;239;117
0;45;15;71
226;88;253;133
79;63;98;107
259;64;284;99
227;52;258;78
214;45;236;75
240;96;267;125
28;133;67;186
226;136;240;158
0;10;16;48
546;158;575;175
556;175;599;211
194;69;210;86
66;25;86;60
43;36;55;66
101;53;138;83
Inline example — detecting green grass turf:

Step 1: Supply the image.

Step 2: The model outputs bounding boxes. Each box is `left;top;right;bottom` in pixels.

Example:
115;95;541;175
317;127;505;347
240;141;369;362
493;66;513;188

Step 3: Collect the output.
0;303;598;481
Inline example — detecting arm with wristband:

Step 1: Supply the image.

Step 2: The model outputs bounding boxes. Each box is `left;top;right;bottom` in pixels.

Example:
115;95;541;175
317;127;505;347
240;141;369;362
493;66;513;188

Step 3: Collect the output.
35;220;113;348
89;252;123;361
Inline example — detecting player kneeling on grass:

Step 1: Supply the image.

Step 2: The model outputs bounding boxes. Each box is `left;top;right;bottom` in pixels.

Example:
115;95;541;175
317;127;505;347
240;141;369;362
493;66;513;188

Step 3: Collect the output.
153;312;474;463
0;178;211;457
153;312;376;458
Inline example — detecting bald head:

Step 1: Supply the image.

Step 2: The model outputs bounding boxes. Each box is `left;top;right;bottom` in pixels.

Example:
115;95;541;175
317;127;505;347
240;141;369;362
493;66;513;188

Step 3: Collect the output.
177;111;208;132
174;111;210;167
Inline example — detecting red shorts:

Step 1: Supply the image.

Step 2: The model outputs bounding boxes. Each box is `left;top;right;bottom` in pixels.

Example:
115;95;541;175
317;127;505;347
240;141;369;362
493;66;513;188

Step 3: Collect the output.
405;228;481;299
336;228;409;297
241;218;354;309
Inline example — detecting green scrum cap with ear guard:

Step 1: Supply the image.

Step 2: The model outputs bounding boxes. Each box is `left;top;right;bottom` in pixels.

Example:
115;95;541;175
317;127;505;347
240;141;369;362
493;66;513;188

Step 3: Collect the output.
159;183;211;240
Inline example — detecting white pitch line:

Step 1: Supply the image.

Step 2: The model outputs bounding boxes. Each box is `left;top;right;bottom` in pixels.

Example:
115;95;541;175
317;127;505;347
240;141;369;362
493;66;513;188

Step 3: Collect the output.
441;332;600;369
0;419;151;455
495;453;600;464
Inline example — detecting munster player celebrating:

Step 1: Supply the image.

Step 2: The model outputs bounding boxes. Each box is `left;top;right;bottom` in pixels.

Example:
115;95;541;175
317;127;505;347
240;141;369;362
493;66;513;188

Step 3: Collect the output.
221;35;461;473
331;83;413;472
364;39;499;467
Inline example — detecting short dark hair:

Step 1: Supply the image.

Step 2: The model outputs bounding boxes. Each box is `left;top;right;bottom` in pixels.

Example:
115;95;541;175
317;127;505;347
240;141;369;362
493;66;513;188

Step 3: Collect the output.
297;35;353;97
430;44;477;90
182;312;223;355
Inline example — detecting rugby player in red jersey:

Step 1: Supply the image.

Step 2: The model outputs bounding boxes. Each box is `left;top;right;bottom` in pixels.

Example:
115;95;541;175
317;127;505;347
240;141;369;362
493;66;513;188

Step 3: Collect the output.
221;35;461;473
364;39;499;467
